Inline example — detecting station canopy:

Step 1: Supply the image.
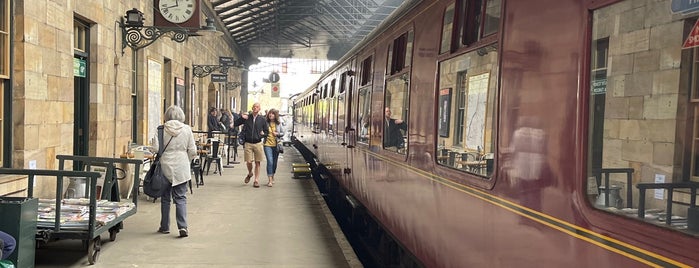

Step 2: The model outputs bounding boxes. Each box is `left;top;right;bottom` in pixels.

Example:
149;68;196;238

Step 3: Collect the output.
209;0;405;62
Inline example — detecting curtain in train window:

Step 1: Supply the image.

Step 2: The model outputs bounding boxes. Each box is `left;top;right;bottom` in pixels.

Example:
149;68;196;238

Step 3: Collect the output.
357;86;371;143
586;0;699;233
436;47;498;177
383;74;409;153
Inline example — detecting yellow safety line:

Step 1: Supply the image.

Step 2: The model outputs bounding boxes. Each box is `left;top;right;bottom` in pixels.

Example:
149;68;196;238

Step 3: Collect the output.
349;149;691;268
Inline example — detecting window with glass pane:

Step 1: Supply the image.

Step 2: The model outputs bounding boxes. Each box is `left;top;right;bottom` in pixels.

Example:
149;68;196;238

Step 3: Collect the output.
383;74;409;154
436;47;498;177
360;56;372;86
459;0;501;47
357;87;371;143
482;0;501;36
440;4;455;54
586;0;699;234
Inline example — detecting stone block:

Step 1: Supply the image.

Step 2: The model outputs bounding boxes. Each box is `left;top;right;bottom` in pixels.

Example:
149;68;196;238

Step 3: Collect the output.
659;47;681;69
602;139;626;167
628;96;644;119
604;97;629;119
603;119;620;139
646;119;676;143
653;142;673;166
608;75;626;97
610;55;633;76
643;94;678;120
652;69;679;95
619;7;645;33
619;120;642;140
625;73;652;97
633;50;659;73
621;140;653;163
650;21;683;49
620;29;650;55
43;47;62;77
645;1;674;28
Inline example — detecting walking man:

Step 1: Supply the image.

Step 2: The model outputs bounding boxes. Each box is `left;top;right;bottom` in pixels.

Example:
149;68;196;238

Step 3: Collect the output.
234;103;269;187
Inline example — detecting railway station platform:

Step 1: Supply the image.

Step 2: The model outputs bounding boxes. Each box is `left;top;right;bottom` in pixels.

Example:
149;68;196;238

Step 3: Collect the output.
32;147;361;267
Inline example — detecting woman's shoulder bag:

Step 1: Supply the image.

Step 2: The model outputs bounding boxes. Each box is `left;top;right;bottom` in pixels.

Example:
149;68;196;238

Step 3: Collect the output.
143;126;173;198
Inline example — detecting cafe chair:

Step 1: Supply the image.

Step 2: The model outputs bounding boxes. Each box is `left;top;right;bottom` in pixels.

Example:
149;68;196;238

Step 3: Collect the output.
204;140;223;176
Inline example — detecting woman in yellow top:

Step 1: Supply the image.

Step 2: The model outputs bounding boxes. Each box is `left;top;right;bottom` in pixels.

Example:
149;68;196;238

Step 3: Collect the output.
263;109;284;187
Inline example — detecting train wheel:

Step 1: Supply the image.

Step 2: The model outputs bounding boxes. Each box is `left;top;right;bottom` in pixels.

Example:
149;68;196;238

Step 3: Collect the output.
87;236;101;264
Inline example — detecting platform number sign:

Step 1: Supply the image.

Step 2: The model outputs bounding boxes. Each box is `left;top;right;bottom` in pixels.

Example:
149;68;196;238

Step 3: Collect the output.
683;19;699;49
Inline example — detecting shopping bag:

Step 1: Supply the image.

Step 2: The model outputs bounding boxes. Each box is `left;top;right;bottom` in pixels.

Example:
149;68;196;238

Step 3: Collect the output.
277;143;284;154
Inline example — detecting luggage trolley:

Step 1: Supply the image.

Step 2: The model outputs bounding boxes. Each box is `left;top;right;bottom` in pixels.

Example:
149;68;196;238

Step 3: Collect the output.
0;168;103;265
30;155;141;264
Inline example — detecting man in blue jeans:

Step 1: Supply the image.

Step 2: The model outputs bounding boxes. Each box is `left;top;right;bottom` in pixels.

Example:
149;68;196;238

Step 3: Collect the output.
0;230;16;260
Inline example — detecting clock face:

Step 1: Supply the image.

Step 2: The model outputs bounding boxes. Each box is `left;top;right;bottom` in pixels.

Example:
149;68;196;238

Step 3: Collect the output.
158;0;196;24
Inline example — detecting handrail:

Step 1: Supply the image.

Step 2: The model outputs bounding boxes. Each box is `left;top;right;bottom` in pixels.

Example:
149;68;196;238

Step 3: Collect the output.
596;168;634;208
636;181;699;225
56;155;143;205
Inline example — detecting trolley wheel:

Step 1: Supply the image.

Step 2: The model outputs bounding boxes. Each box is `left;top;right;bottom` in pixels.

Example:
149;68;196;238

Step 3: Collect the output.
87;236;101;265
109;229;118;241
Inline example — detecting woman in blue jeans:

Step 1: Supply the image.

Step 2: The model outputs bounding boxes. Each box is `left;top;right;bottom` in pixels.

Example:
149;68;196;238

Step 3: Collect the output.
153;106;197;237
0;230;16;260
263;109;284;187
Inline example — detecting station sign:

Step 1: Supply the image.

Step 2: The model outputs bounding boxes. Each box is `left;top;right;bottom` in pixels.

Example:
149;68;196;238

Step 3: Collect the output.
73;58;86;77
211;74;227;82
672;0;699;14
683;19;699;49
219;56;236;67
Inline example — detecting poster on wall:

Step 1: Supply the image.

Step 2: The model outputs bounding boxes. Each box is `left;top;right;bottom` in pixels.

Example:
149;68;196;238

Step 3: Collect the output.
175;77;185;108
465;73;489;151
147;59;162;143
438;88;451;137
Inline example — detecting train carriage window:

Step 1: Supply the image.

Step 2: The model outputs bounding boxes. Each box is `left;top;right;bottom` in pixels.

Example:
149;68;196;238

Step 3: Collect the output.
440;3;455;54
587;0;699;234
436;46;498;177
360;56;373;86
383;75;409;153
357;86;371;144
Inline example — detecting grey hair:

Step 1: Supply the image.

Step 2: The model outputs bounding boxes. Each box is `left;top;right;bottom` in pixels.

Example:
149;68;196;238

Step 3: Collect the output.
164;105;186;122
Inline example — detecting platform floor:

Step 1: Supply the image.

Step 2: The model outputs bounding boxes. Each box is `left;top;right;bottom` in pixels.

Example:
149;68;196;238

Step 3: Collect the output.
34;147;361;267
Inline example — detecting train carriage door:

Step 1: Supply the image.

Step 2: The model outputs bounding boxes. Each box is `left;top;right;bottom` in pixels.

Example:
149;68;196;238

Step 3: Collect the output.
337;74;347;138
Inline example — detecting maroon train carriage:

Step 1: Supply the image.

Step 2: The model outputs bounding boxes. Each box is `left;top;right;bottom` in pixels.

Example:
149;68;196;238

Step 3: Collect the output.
291;0;699;267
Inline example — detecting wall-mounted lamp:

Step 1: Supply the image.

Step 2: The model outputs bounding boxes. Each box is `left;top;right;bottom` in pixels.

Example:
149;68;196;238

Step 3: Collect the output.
120;8;222;54
192;64;229;78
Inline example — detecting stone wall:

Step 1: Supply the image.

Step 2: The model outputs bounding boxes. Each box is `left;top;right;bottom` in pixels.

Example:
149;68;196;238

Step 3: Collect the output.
3;0;241;197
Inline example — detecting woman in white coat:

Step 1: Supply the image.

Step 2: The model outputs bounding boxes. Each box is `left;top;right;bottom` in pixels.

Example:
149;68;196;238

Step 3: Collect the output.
153;105;197;237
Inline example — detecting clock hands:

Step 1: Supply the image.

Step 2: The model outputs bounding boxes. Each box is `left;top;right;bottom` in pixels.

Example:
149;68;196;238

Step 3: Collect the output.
163;0;179;9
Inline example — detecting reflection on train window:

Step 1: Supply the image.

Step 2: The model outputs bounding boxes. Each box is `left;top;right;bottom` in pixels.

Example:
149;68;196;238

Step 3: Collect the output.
357;87;371;143
436;47;497;177
459;0;502;45
383;75;409;154
587;0;699;234
440;3;454;54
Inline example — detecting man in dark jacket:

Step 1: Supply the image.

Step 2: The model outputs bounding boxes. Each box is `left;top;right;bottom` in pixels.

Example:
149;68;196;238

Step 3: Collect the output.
207;107;220;138
233;103;269;187
383;107;406;149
